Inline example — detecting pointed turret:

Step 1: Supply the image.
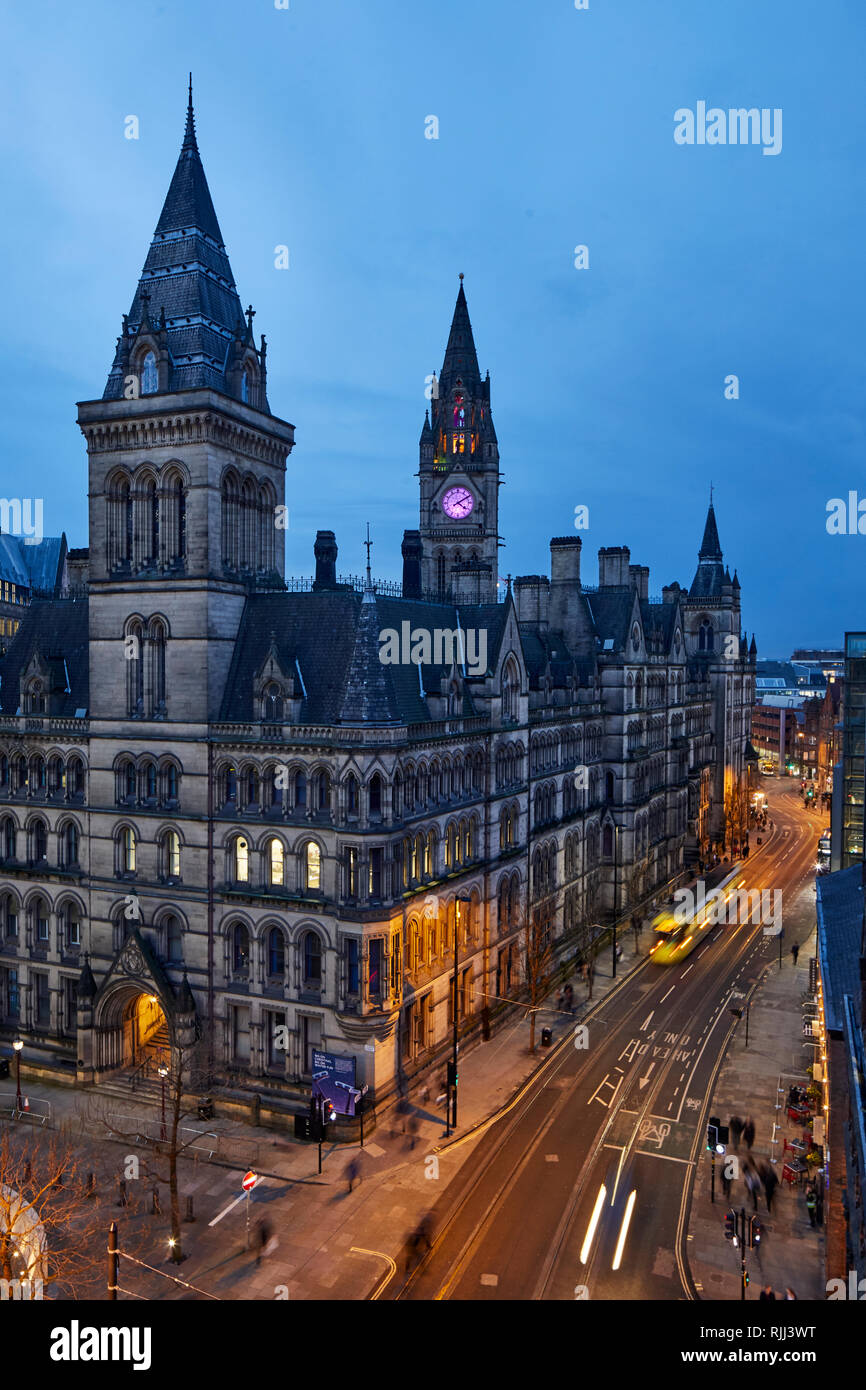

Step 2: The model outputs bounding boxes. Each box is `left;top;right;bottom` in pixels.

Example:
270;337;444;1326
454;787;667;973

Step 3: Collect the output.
103;78;269;410
439;275;481;393
690;502;726;598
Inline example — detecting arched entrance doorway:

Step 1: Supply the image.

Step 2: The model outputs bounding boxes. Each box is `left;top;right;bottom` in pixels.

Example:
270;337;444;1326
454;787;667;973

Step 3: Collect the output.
92;983;172;1075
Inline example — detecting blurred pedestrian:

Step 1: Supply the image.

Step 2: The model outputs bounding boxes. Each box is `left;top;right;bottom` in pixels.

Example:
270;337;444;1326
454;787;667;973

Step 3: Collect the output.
721;1166;732;1200
744;1164;761;1212
791;942;800;967
346;1156;361;1193
761;1163;778;1214
406;1115;420;1151
743;1117;756;1150
729;1115;744;1151
784;1287;797;1300
563;983;574;1014
256;1217;273;1267
759;1284;776;1301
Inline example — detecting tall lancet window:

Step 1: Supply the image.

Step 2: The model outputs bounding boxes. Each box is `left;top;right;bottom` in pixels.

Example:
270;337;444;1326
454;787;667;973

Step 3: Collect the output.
141;352;158;395
148;618;167;716
241;370;250;403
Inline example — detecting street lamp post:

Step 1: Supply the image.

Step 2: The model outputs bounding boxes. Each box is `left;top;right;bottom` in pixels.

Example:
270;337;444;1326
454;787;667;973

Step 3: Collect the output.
158;1064;169;1143
449;895;471;1134
12;1037;23;1112
612;825;621;980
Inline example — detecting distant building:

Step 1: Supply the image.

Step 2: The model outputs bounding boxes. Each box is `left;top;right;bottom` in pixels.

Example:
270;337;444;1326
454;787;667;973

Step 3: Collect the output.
834;634;866;868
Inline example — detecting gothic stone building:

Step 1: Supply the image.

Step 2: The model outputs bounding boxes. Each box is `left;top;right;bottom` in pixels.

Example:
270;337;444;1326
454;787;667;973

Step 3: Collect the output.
0;95;755;1113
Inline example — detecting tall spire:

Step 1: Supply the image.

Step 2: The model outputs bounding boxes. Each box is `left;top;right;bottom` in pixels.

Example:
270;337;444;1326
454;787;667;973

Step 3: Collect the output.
698;502;723;561
440;273;481;392
103;81;267;407
689;500;726;598
182;72;197;153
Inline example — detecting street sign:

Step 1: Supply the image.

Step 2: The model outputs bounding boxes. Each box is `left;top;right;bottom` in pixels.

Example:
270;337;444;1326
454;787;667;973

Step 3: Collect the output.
242;1170;258;1191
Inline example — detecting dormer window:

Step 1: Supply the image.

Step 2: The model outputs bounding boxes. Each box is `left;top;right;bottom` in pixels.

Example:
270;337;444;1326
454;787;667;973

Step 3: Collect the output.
141;352;158;395
262;683;283;721
241;370;250;403
25;679;45;714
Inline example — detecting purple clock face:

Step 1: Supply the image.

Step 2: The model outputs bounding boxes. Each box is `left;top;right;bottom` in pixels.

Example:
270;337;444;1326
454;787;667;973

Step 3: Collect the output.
442;486;474;519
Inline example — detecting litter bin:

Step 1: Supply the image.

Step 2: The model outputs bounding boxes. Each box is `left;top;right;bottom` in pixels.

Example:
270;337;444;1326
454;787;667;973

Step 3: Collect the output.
540;1027;552;1048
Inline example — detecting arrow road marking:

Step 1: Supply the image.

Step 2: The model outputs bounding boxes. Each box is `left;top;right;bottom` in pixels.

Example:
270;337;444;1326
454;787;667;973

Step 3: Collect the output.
638;1063;656;1090
639;1012;654;1031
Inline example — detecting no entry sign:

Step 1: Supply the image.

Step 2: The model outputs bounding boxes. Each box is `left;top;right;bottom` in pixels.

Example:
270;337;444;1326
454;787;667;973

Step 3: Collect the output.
242;1170;258;1191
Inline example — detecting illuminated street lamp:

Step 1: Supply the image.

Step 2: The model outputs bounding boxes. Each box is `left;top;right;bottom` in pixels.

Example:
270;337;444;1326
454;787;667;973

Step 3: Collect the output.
12;1037;23;1111
158;1063;169;1142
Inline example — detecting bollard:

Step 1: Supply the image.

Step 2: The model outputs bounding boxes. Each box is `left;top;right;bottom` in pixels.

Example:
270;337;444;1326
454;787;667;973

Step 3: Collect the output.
117;1180;128;1208
151;1185;161;1216
184;1195;195;1223
86;1172;96;1198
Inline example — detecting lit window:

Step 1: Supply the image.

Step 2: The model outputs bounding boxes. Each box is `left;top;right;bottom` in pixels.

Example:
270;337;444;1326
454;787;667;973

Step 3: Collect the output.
305;842;321;890
235;836;249;883
269;838;284;886
167;830;181;877
122;827;136;873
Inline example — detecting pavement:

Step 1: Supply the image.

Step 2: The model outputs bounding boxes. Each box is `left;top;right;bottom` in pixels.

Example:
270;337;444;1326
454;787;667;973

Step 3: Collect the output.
687;911;826;1299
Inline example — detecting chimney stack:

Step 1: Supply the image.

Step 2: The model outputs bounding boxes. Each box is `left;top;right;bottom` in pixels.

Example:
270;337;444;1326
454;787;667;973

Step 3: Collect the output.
628;564;649;601
401;529;422;599
313;530;337;589
598;546;631;588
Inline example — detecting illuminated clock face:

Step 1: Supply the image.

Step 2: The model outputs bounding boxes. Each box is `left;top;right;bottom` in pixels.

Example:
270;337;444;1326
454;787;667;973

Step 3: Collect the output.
442;486;474;520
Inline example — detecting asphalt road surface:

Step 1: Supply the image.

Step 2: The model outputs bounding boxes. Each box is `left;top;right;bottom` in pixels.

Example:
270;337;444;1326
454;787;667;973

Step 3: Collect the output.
393;781;823;1301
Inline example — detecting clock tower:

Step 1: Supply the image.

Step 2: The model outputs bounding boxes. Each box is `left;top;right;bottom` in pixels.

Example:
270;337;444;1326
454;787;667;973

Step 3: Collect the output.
417;277;501;601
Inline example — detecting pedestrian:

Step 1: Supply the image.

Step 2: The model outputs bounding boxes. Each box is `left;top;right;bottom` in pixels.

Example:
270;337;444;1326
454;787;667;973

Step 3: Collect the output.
791;942;800;966
729;1115;744;1151
256;1217;273;1267
759;1284;776;1301
816;1187;824;1227
406;1115;420;1151
743;1117;756;1150
563;983;574;1014
761;1163;778;1214
805;1183;817;1227
744;1164;761;1212
784;1287;798;1300
346;1156;361;1193
615;942;623;962
555;988;564;1012
721;1167;732;1200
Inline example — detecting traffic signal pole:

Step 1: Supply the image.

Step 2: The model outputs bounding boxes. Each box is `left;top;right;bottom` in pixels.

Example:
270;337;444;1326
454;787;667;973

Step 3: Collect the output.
739;1207;747;1301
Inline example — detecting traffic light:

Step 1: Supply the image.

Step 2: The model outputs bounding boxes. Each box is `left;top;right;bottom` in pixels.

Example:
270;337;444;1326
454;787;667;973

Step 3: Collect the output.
447;1060;458;1089
724;1210;737;1242
749;1214;762;1248
707;1117;720;1152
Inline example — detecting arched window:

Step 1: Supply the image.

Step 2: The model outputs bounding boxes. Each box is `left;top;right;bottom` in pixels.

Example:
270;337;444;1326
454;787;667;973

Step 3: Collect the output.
144;762;157;799
369;773;382;817
62;822;79;866
346;775;358;817
314;770;330;814
147;619;167;716
25;680;45;715
436;553;446;592
699;619;714;653
302;930;322;987
305;842;321;891
241;369;250;404
141;351;158;395
294;771;307;811
234;836;249;883
121;826;136;873
63;902;81;950
2;817;15;860
268;926;285;977
166;764;178;802
126;619;144;716
603;824;614;859
32;818;48;862
164;829;181;878
165;914;182;963
231;922;249;975
34;895;50;943
1;891;18;936
225;764;238;804
268;838;284;887
124;761;137;800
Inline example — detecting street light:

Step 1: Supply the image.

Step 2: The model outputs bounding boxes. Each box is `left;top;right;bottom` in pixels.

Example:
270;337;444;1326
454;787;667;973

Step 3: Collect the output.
158;1063;169;1143
12;1037;23;1112
449;894;471;1135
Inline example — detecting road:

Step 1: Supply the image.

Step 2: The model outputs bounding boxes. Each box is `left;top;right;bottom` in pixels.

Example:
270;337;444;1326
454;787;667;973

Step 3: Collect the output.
392;781;823;1301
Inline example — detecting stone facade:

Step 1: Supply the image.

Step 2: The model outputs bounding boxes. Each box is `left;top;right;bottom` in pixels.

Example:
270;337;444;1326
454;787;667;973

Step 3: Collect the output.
0;94;756;1114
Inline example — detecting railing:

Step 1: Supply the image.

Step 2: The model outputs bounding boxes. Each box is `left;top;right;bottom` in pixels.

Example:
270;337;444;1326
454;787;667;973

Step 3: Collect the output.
0;1093;51;1126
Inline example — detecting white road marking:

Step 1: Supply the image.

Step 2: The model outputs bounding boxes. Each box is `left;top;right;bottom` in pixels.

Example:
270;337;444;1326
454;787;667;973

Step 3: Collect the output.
545;1154;559;1163
660;985;676;1003
640;1012;654;1031
481;1273;499;1286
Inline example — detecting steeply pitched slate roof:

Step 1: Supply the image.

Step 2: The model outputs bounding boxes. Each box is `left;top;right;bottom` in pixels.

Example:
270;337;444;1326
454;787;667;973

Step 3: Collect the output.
0;535;65;593
221;591;508;727
817;864;863;1032
640;598;679;651
690;503;726;597
584;589;637;652
103;89;257;404
0;599;89;716
440;281;481;393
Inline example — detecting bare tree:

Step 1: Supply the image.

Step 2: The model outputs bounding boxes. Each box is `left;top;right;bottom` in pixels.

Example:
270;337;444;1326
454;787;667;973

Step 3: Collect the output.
92;1035;212;1264
520;905;554;1053
0;1128;108;1298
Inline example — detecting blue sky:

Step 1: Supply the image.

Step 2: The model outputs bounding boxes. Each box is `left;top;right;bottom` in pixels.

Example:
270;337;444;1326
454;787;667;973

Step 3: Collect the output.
2;0;864;655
